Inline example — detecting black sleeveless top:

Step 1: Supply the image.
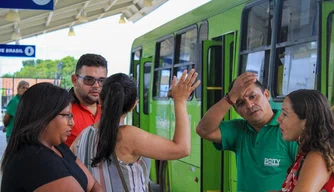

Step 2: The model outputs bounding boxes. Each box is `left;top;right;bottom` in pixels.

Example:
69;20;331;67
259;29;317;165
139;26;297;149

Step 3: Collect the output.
1;143;88;192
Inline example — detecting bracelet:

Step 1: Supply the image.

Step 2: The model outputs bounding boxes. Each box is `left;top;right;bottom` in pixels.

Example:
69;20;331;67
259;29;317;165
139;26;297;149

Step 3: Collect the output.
224;94;234;105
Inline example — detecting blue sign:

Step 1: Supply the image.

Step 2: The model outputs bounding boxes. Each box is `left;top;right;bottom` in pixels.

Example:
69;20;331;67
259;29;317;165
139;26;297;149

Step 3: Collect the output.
0;0;54;11
0;45;36;58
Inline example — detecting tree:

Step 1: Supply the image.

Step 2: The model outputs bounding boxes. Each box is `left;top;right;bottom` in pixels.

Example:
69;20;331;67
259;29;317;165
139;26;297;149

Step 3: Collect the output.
2;56;77;90
22;60;36;67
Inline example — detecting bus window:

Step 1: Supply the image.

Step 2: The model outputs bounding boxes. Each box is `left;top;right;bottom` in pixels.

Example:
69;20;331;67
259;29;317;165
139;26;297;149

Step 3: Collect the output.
134;50;141;60
156;38;174;68
241;51;265;82
208;47;222;88
136;64;140;113
240;0;273;85
130;49;141;76
274;0;318;96
278;0;317;43
196;21;208;100
144;62;151;114
242;1;272;50
153;36;174;99
154;69;170;98
278;43;317;95
175;28;197;64
174;27;198;99
174;65;192;79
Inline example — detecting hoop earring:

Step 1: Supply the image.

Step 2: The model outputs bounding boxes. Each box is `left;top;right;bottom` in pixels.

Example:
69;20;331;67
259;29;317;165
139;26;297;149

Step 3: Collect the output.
297;135;302;144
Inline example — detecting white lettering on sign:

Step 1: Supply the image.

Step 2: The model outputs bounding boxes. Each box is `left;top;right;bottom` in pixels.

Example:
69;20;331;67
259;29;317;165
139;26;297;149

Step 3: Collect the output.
264;158;281;167
5;48;23;53
0;48;4;53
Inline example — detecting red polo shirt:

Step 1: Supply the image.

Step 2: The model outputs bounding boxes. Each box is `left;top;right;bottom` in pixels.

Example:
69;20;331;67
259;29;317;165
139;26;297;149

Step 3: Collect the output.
65;102;101;147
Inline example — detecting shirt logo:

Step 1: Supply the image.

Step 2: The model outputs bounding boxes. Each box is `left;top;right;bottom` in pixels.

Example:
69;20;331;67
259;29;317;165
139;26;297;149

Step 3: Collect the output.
264;158;281;166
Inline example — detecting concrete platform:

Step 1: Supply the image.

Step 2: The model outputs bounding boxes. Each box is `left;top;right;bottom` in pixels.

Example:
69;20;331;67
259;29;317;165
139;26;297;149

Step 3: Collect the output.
0;122;5;191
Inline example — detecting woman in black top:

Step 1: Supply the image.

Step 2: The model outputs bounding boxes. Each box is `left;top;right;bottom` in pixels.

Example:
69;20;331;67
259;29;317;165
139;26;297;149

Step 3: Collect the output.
1;83;103;192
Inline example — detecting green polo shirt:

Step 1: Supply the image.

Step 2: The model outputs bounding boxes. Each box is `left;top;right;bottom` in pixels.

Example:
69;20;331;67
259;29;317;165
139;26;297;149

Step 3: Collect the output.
5;94;21;137
214;110;298;192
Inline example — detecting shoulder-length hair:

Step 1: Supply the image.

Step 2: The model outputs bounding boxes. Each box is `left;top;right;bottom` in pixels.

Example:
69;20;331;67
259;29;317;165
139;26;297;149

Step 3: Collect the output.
288;89;334;172
1;83;70;172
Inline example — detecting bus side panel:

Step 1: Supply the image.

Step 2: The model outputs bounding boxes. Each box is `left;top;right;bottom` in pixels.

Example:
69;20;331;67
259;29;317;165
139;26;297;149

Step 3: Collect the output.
168;97;201;191
170;99;201;167
151;100;171;139
321;2;334;104
149;99;172;185
170;160;200;192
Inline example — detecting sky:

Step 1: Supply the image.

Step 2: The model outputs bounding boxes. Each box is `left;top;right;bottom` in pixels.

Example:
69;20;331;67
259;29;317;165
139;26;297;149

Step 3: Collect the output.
0;0;210;76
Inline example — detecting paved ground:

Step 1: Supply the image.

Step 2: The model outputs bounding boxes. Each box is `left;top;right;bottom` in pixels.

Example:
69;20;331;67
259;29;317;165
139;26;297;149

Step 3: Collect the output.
0;121;5;191
0;126;6;159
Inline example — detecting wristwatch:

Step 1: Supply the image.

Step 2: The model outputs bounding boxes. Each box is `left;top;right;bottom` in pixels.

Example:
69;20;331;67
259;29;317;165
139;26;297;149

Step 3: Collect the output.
224;94;234;105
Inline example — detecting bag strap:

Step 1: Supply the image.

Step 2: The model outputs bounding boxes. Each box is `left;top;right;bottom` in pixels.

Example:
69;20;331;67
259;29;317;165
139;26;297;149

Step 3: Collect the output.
112;151;129;192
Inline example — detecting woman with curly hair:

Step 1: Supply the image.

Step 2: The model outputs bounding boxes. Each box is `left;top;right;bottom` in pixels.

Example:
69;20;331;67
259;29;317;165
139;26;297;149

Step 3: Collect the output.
277;89;334;191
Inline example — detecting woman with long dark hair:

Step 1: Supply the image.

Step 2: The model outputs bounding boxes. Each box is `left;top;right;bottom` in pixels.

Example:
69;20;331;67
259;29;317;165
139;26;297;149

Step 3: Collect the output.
71;69;200;191
1;83;102;192
277;89;334;191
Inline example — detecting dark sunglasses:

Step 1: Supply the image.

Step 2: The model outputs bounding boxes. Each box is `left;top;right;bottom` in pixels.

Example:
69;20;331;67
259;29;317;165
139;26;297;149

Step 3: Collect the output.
76;75;106;86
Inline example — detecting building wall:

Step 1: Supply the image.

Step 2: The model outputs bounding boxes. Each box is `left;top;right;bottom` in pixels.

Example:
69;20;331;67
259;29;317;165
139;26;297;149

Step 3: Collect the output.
1;78;61;107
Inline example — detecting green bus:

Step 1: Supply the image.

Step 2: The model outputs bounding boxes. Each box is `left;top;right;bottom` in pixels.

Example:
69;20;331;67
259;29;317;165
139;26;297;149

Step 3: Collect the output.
127;0;334;191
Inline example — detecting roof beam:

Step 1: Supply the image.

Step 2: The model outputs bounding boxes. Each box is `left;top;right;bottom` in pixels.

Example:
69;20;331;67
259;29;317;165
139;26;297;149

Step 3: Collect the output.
104;0;118;12
0;1;90;31
45;12;54;27
0;5;128;44
75;1;91;19
97;0;119;19
45;0;59;28
0;0;169;44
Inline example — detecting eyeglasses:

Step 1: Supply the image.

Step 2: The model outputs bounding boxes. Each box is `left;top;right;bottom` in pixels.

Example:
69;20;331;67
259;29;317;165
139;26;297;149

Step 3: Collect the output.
76;75;106;86
58;113;74;124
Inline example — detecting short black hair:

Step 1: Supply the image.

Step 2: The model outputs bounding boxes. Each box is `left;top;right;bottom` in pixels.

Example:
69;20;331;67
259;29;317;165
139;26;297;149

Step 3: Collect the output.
228;79;265;94
75;53;108;74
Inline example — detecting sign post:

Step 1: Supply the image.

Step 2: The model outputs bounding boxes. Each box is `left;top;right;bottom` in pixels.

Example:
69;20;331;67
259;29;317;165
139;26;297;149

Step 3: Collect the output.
0;45;36;58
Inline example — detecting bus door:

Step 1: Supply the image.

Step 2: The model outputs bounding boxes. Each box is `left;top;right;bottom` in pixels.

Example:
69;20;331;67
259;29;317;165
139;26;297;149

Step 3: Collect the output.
128;57;141;127
201;32;238;192
221;32;238;192
201;40;222;192
139;57;152;133
323;2;334;105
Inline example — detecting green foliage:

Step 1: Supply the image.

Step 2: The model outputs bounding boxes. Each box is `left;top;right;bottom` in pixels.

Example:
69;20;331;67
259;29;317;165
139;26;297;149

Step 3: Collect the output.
2;73;13;78
9;56;77;90
22;60;36;67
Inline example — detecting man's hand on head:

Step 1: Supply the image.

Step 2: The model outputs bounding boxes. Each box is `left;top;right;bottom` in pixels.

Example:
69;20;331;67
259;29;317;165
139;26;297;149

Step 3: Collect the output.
228;72;257;103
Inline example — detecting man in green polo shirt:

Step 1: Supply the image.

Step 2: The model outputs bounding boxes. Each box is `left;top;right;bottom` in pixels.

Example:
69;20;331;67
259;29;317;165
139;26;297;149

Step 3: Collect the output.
196;72;298;192
3;80;29;143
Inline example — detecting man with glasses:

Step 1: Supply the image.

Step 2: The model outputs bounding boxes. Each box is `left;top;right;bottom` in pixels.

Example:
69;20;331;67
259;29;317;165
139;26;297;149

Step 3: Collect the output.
65;53;108;147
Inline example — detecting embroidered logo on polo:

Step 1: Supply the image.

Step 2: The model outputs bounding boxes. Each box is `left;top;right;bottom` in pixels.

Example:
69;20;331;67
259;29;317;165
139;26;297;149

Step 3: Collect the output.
264;158;281;166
